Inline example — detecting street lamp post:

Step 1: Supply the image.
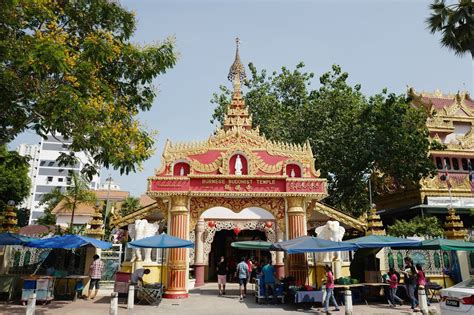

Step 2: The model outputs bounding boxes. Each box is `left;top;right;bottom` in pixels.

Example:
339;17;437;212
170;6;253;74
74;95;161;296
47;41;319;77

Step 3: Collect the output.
102;175;113;240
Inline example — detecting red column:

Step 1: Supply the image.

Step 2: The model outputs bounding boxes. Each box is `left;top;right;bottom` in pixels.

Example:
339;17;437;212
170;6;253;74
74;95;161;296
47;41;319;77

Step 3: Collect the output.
286;197;308;285
164;196;189;299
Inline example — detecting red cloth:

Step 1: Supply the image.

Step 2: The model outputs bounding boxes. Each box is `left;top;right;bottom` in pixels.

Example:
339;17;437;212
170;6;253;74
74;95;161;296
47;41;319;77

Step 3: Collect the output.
389;274;398;289
326;271;335;289
417;271;426;286
246;260;252;272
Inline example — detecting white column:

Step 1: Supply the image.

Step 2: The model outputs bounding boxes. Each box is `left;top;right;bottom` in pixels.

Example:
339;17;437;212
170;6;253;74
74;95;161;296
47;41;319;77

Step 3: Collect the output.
195;219;205;265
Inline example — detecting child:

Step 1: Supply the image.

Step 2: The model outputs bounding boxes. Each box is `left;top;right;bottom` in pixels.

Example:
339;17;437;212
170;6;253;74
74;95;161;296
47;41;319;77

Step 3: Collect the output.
387;268;403;307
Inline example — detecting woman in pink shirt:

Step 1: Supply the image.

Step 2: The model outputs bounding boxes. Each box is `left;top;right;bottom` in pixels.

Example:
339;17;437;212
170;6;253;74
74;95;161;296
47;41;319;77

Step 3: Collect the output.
323;265;340;313
416;264;426;287
387;268;403;307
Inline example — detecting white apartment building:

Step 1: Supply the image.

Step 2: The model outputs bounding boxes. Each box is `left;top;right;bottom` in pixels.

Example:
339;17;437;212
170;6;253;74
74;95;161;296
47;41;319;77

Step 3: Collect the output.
27;135;100;223
16;144;40;210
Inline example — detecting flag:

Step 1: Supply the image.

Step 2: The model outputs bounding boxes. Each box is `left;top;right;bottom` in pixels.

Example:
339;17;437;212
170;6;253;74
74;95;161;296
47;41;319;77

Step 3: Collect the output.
440;160;452;190
468;160;474;193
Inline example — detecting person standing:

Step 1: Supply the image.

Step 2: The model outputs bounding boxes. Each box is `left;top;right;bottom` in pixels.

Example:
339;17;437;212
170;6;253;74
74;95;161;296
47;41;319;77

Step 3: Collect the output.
323;265;340;313
216;256;227;296
403;257;418;311
387;268;403;307
88;254;104;300
261;258;277;304
236;257;250;301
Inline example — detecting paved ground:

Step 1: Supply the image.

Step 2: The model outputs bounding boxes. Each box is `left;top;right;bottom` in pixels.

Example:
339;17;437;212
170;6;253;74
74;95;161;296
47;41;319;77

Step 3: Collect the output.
0;283;441;315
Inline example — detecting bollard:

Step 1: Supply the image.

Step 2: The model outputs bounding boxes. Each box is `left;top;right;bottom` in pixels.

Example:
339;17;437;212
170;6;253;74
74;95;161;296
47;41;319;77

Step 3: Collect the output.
344;288;353;315
127;285;135;309
26;292;36;315
109;292;118;315
418;287;429;315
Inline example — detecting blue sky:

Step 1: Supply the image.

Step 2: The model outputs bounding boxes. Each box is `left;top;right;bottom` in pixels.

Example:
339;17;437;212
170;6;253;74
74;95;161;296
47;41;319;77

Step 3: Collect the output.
9;0;472;197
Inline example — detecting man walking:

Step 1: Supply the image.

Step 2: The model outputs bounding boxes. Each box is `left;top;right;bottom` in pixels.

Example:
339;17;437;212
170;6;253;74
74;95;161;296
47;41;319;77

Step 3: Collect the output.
216;256;227;296
261;258;277;304
88;254;104;300
236;256;250;301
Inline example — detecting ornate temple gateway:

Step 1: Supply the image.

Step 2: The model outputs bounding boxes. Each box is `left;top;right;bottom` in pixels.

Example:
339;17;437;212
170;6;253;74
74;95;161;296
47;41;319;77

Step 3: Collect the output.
113;40;366;298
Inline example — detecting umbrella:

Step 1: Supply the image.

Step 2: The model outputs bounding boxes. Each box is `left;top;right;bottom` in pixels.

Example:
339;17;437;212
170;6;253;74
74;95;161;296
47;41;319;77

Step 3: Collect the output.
410;238;474;251
128;234;194;249
270;236;358;254
0;232;38;245
231;240;273;250
343;235;422;249
25;234;112;249
128;233;194;286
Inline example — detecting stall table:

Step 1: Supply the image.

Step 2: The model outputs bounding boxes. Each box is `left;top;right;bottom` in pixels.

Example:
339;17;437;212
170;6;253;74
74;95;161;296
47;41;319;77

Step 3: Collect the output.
294;290;323;303
21;276;54;305
54;276;89;300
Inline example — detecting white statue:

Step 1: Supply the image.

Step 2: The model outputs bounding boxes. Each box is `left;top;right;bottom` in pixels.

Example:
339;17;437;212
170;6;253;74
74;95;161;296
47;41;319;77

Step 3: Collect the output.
180;166;185;176
290;169;296;178
235;154;243;175
143;222;159;262
128;219;159;262
315;221;345;262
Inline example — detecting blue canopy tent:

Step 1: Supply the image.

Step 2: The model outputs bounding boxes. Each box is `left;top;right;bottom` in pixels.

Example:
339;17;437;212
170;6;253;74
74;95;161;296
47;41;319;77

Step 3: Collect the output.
25;234;112;249
128;234;194;286
0;232;38;245
342;235;422;249
270;236;358;254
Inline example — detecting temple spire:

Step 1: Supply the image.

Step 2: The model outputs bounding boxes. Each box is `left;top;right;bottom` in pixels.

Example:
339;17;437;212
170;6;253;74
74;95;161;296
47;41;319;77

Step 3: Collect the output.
223;38;252;131
227;37;246;92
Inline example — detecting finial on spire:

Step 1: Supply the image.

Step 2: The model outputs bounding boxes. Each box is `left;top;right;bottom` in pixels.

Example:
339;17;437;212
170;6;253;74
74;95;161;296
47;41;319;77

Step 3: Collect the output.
227;37;246;85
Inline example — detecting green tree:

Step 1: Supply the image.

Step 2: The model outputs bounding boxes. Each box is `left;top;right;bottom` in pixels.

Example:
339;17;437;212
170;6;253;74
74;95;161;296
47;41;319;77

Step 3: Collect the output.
212;64;437;216
39;172;96;231
387;216;444;237
1;0;177;178
426;0;474;59
120;196;140;217
0;145;30;211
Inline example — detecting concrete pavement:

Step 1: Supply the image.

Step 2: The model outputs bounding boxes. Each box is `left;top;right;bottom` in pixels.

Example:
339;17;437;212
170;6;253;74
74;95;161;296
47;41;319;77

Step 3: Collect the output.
0;283;441;314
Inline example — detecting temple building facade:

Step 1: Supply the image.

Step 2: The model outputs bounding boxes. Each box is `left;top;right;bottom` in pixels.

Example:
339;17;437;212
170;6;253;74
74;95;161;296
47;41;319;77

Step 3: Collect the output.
377;88;474;277
111;41;366;298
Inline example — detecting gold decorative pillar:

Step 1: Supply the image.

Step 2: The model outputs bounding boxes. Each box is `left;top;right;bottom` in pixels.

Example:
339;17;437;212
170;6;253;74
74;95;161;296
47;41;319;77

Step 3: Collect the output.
286;197;307;284
444;207;467;240
1;201;18;233
85;203;104;239
164;195;190;299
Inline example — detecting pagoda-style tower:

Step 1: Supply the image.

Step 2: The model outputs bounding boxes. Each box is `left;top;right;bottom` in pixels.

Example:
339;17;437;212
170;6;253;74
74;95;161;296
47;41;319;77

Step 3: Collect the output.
85;203;105;239
365;207;386;235
1;201;19;233
223;38;252;131
444;207;467;240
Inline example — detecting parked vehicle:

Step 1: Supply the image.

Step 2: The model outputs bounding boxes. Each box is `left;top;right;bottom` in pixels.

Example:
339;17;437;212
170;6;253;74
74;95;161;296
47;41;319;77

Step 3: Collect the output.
440;278;474;315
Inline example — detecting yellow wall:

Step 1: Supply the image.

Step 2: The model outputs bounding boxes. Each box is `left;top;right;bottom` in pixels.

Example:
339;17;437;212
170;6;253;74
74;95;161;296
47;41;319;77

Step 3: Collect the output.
120;262;168;285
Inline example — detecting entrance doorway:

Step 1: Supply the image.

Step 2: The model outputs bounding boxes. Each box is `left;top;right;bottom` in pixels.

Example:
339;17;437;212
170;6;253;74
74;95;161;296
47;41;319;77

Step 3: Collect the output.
207;229;270;282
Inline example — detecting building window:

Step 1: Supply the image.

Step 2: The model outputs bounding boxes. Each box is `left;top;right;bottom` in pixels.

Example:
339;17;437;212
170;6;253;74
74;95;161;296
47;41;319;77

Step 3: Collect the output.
48;161;54;166
444;158;451;170
452;158;459;170
47;176;53;183
58;169;64;173
462;158;469;170
40;161;46;166
435;157;443;169
66;177;72;185
58;178;63;182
